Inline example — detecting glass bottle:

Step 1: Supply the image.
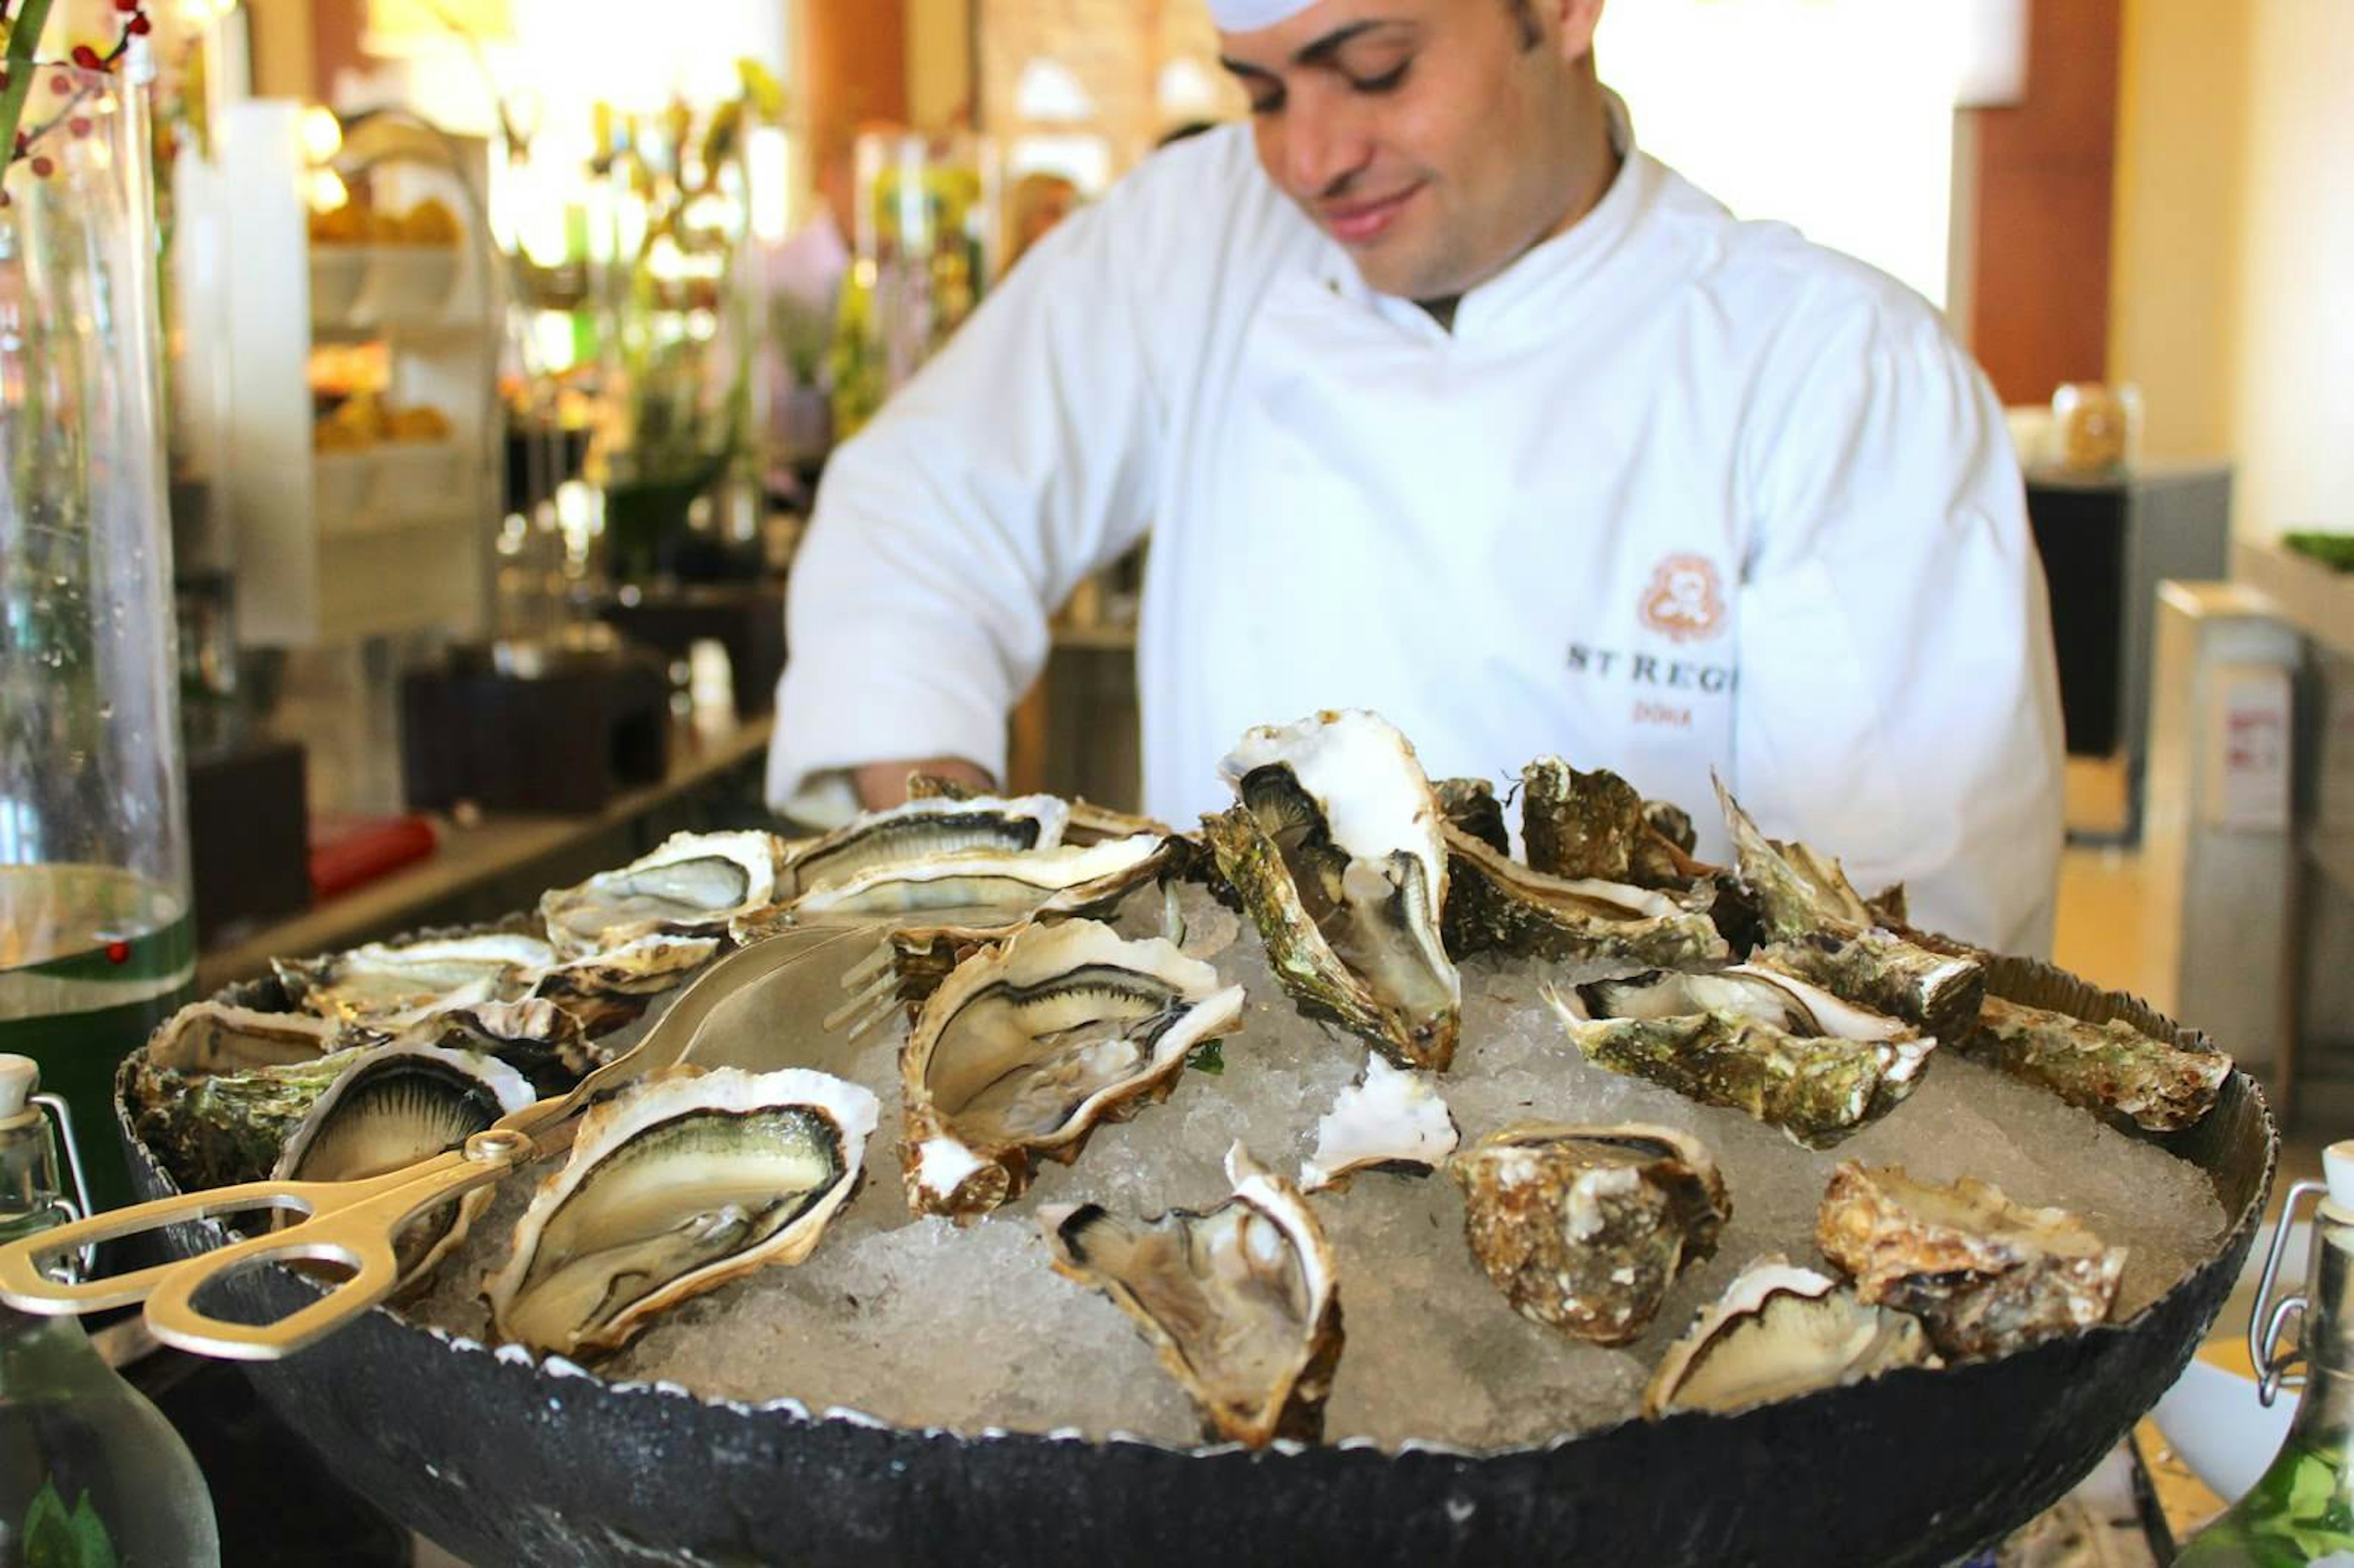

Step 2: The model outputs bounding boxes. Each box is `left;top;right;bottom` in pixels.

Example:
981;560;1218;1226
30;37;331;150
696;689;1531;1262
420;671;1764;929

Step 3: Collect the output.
0;1054;219;1566
2177;1141;2354;1566
0;63;195;1214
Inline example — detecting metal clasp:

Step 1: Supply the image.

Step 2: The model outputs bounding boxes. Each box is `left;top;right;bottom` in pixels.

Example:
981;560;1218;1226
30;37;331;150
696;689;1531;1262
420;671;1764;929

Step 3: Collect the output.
2251;1179;2325;1407
29;1092;97;1285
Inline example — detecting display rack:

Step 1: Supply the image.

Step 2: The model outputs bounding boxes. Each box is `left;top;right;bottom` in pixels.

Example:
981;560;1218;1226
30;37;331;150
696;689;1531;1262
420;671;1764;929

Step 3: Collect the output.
175;102;500;647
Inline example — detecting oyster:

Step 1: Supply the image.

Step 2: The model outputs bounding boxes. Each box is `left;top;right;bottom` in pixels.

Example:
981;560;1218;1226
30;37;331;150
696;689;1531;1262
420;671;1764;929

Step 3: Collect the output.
1546;973;1932;1148
1203;710;1461;1070
272;932;555;1027
1713;780;1986;1038
1961;995;2229;1132
1449;1124;1728;1345
130;1047;374;1190
486;1066;877;1360
1441;825;1728;971
780;794;1070;900
147;1001;343;1075
1040;1144;1343;1447
1816;1162;2127;1358
272;1044;537;1284
776;834;1169;922
539;831;786;957
1299;1054;1459;1192
1433;777;1511;856
522;933;723;1034
1521;758;1713;888
364;997;603;1097
900;921;1244;1217
1642;1255;1937;1418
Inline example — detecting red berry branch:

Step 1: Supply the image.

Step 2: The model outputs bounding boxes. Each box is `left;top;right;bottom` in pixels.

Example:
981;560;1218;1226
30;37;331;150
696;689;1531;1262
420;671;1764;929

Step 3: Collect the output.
0;0;151;200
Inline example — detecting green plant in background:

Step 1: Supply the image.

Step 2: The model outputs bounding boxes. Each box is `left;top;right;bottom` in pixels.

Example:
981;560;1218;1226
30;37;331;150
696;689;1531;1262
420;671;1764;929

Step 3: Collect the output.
2287;532;2354;574
829;142;990;442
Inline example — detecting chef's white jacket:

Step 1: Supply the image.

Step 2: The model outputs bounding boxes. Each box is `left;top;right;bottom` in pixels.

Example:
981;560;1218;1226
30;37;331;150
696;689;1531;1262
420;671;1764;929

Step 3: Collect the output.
770;109;2066;956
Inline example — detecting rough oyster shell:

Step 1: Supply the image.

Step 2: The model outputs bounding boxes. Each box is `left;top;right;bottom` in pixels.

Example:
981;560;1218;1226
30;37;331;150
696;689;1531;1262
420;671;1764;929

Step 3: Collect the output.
1521;758;1715;888
1433;777;1511;857
1040;1144;1343;1448
1299;1054;1459;1192
1546;972;1932;1149
539;831;787;957
272;1043;536;1285
1449;1123;1729;1345
1441;824;1728;971
272;932;556;1027
521;932;723;1035
775;834;1170;922
1642;1255;1937;1418
486;1065;876;1360
129;1046;375;1190
780;794;1071;902
359;997;604;1097
1962;994;2230;1132
147;1001;343;1075
900;920;1244;1217
1815;1162;2127;1359
1205;710;1461;1071
1713;780;1984;1038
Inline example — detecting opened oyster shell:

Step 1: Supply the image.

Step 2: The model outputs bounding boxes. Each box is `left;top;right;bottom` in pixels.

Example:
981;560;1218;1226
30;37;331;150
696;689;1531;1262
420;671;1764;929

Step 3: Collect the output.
780;794;1071;902
272;1043;536;1285
1547;967;1933;1147
1041;1144;1343;1447
522;932;723;1034
1962;995;2229;1132
1816;1162;2126;1358
147;1001;343;1074
1441;824;1727;971
273;932;556;1027
1643;1255;1937;1418
359;997;603;1096
1300;1054;1458;1192
1449;1124;1729;1345
539;831;786;957
1433;777;1511;856
1204;710;1461;1071
1714;780;1984;1038
774;834;1169;922
130;1046;374;1189
900;920;1244;1217
486;1065;877;1360
1521;758;1713;888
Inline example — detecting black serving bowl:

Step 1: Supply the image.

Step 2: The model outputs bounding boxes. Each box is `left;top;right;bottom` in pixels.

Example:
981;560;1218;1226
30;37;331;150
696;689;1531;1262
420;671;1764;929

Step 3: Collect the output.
117;964;2276;1568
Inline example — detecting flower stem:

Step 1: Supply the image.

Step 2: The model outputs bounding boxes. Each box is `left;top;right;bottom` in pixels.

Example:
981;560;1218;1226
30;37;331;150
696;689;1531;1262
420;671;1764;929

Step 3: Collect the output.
0;0;58;172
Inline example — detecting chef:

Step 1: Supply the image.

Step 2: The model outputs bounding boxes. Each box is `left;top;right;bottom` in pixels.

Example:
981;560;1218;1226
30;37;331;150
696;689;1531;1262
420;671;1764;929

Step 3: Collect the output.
769;0;2065;954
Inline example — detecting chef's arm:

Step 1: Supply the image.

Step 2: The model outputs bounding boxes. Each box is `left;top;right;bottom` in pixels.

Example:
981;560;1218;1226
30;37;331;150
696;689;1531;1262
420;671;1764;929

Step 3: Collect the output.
852;757;996;811
1732;297;2065;955
767;180;1171;826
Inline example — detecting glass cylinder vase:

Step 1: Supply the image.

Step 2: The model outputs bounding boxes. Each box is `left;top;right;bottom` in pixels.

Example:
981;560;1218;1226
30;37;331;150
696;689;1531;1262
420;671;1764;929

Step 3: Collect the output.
0;66;191;1212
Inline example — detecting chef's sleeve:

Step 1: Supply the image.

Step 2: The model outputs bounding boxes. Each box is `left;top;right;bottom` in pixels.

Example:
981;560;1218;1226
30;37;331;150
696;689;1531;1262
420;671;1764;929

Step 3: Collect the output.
766;179;1172;823
1732;289;2065;956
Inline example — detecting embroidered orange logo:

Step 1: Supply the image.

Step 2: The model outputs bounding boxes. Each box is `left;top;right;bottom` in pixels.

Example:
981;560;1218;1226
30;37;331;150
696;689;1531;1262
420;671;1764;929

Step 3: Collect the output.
1638;554;1727;644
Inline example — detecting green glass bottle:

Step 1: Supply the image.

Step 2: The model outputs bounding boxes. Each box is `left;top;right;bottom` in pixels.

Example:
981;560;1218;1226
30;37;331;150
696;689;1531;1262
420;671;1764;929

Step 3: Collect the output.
2177;1142;2354;1566
0;1055;220;1567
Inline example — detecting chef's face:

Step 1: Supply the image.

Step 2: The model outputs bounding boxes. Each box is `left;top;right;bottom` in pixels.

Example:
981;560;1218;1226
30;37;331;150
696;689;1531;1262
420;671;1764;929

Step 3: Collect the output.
1222;0;1607;303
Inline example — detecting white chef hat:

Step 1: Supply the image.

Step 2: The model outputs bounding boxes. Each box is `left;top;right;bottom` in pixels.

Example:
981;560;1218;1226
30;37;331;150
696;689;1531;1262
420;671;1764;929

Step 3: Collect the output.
1206;0;1321;32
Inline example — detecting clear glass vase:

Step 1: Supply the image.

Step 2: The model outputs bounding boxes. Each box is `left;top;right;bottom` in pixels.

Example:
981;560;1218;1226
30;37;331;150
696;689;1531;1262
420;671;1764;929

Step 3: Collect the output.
0;66;191;1213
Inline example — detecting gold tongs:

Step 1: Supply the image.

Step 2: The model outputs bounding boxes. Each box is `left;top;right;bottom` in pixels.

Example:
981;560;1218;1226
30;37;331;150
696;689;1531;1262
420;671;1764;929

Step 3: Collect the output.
0;919;885;1361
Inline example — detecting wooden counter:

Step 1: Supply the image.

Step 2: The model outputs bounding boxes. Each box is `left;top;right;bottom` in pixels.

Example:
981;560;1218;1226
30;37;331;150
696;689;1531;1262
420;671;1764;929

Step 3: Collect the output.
197;716;774;994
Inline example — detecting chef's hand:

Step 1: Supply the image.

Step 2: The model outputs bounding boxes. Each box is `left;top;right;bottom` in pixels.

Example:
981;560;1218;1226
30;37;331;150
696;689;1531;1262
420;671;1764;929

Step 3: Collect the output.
851;757;996;810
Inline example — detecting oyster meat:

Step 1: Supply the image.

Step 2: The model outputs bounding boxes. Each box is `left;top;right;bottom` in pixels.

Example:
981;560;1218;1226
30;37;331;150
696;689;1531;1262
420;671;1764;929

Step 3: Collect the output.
780;794;1070;901
1962;995;2230;1132
539;831;786;957
1441;824;1728;972
272;932;555;1027
1548;967;1932;1147
1203;710;1461;1070
1299;1054;1459;1192
1715;780;1985;1038
1816;1162;2127;1358
487;1065;877;1360
1041;1144;1343;1447
272;1044;536;1284
1643;1255;1937;1418
900;921;1244;1217
774;834;1169;923
1521;758;1713;888
1449;1123;1729;1345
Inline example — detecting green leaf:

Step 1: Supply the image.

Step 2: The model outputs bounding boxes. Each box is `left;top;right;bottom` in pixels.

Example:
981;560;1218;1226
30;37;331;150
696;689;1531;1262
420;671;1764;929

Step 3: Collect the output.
21;1479;120;1568
1187;1040;1225;1076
